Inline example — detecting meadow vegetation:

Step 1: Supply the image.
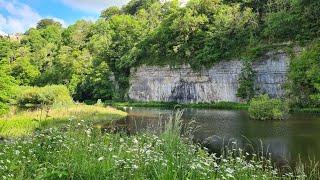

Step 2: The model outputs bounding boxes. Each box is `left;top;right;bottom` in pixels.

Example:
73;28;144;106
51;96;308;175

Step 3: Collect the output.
0;0;319;178
0;85;126;137
0;104;127;137
0;112;313;180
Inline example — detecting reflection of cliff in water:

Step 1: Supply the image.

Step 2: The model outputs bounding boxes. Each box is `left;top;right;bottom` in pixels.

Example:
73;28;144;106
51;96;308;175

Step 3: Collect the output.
101;107;320;168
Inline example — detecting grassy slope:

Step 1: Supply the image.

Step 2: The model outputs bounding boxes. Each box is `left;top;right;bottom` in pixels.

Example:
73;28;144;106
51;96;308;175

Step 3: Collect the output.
0;104;127;137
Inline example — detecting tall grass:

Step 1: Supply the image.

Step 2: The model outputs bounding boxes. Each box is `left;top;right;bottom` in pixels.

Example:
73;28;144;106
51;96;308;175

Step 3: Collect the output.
0;119;281;180
0;110;317;179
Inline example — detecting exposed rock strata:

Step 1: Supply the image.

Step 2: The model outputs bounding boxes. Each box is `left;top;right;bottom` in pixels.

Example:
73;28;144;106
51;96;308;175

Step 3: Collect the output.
128;51;289;103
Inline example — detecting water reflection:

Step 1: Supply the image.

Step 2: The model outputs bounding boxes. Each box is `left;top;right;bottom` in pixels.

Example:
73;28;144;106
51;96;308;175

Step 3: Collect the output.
107;107;320;166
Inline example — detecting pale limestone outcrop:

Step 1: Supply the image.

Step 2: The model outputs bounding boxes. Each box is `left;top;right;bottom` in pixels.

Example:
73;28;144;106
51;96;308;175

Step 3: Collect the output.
128;51;289;103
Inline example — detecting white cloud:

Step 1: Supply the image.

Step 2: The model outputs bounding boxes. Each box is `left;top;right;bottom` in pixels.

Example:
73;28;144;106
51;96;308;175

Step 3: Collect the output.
0;0;67;34
60;0;130;13
0;29;7;36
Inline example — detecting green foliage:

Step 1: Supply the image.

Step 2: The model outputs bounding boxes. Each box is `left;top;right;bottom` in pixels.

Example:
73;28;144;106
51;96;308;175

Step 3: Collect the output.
9;47;40;85
263;0;299;42
62;20;92;49
263;0;320;42
36;18;62;29
0;121;285;179
0;37;19;60
237;60;256;101
0;63;16;115
89;14;145;98
248;95;288;120
100;6;122;20
16;85;73;107
287;41;320;108
75;61;115;101
22;24;62;51
0;104;127;137
139;0;256;68
1;0;320;104
123;0;159;15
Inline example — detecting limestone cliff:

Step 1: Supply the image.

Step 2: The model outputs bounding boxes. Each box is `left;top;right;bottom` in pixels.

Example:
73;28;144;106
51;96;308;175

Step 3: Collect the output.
128;51;289;103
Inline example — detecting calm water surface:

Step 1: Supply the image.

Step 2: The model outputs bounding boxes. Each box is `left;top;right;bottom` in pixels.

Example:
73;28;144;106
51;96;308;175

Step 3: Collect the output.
117;107;320;166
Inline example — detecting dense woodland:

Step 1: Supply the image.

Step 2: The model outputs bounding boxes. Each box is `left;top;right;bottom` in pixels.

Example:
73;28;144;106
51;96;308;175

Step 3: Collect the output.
0;0;320;113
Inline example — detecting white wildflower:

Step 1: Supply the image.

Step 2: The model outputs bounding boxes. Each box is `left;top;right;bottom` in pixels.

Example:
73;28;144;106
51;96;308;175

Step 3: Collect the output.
132;138;138;144
98;156;104;162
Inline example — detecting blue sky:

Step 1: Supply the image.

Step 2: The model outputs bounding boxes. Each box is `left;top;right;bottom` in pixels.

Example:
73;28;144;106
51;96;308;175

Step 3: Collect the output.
0;0;130;34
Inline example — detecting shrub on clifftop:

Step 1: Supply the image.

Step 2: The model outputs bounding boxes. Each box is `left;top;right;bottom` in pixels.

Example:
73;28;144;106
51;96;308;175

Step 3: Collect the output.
248;95;288;120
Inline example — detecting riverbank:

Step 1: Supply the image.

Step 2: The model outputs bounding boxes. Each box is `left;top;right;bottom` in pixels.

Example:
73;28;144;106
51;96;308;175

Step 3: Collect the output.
291;108;320;114
0;104;127;137
106;101;249;110
0;117;308;179
1;105;317;179
105;101;320;113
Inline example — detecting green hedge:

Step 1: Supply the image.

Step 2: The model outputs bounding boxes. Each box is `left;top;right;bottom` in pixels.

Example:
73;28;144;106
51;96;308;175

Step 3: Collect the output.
248;95;288;120
16;85;73;107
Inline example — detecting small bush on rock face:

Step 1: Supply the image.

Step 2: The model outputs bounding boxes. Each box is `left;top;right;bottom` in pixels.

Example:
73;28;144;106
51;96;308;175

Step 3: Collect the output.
16;85;73;107
249;95;288;120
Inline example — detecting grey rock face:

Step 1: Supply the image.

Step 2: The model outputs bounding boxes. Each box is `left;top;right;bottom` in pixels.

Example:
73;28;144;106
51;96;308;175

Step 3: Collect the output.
128;51;289;103
253;51;289;98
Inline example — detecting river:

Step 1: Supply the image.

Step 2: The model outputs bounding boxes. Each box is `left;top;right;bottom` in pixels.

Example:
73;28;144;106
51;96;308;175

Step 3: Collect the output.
107;107;320;167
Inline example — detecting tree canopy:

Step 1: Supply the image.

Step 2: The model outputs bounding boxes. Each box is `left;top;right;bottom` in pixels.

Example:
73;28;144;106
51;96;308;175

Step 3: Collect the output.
0;0;319;107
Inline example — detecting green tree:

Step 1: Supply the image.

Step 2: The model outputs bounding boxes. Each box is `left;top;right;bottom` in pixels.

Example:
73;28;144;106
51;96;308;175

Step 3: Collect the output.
75;61;115;101
36;19;62;29
0;61;16;115
237;60;256;101
287;41;320;108
263;0;299;42
62;20;93;49
40;46;92;94
89;15;144;98
123;0;160;15
8;47;40;85
22;22;63;52
100;6;122;20
140;0;256;68
0;38;19;61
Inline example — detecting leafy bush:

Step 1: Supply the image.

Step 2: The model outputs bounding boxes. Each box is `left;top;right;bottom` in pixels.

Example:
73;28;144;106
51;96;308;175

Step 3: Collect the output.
263;0;299;42
287;41;320;108
16;85;73;107
248;95;288;120
0;63;16;115
237;60;255;101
